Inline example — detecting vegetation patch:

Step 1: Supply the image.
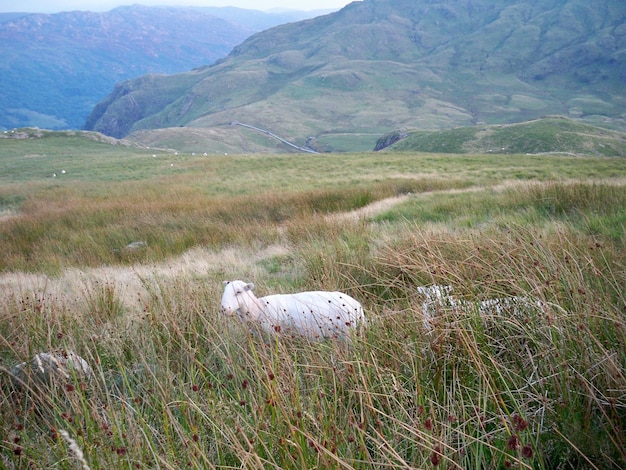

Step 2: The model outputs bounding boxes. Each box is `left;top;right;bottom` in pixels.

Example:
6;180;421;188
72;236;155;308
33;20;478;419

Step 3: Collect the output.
1;137;624;469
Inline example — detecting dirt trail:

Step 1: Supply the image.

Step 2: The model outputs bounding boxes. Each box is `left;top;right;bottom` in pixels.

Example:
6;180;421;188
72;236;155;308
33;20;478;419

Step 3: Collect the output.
329;194;412;222
0;180;531;310
0;193;414;315
3;178;623;315
0;194;411;305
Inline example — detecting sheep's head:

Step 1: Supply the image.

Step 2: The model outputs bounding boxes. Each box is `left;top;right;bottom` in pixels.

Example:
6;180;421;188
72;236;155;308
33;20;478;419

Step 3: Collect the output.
220;280;256;319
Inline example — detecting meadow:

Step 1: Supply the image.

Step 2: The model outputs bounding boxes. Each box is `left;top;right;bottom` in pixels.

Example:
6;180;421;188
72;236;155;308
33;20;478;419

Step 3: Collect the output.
0;133;625;469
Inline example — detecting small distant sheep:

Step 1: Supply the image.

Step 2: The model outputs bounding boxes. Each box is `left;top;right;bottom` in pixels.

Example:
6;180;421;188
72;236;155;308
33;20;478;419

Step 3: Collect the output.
220;280;366;340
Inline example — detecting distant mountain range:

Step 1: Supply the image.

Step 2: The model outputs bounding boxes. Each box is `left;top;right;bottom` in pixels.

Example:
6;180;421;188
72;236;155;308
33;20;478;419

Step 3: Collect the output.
82;0;626;153
0;5;332;130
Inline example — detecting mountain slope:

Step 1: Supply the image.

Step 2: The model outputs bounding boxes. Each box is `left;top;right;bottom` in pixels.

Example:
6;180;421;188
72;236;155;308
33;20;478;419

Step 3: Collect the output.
84;0;626;150
0;5;254;130
0;6;327;131
0;5;338;129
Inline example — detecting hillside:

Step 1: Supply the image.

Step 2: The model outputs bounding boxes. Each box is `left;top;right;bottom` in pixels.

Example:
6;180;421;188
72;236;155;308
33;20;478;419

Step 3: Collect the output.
375;117;626;156
0;6;327;131
84;0;626;152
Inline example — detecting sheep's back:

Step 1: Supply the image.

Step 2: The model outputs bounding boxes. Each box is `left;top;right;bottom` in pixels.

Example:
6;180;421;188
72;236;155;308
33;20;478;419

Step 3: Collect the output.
258;291;364;339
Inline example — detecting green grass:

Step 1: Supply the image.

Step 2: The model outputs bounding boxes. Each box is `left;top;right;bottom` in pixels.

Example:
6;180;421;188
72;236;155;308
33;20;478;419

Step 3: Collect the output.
0;129;166;183
388;127;479;153
374;181;626;235
382;117;626;156
1;136;625;469
312;133;384;153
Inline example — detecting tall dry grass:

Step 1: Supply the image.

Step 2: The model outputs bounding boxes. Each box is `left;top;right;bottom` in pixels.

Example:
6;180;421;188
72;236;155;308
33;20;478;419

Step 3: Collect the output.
1;177;624;469
0;177;468;275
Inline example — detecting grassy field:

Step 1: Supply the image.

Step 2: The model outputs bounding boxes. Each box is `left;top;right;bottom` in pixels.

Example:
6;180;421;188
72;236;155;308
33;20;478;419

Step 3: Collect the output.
1;133;625;469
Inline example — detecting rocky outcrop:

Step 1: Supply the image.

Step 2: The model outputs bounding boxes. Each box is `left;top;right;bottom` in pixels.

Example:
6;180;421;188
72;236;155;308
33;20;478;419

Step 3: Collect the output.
374;131;408;151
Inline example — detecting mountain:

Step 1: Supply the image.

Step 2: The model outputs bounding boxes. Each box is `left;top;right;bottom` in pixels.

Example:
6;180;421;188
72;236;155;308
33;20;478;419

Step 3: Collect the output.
84;0;626;153
192;6;337;31
0;6;327;131
374;116;626;156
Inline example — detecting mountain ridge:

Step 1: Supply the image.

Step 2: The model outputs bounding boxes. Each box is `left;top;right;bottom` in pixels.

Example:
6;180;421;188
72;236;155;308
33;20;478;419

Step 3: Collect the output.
84;0;626;151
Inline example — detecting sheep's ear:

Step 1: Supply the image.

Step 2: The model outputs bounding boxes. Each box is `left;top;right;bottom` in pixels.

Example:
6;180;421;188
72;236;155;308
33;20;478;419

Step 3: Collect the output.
246;283;255;291
223;280;230;285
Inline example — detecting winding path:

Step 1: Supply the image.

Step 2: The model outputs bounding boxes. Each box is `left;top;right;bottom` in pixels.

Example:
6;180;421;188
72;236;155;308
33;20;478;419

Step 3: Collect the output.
232;121;319;154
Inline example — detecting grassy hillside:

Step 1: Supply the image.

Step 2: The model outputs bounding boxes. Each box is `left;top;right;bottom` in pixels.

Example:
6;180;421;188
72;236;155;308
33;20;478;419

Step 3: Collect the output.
378;117;626;156
1;134;625;468
85;0;626;152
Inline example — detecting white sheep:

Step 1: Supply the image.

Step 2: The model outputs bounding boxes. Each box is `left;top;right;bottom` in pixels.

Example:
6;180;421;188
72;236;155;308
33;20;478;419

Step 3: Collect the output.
417;284;545;330
417;285;457;329
220;280;365;340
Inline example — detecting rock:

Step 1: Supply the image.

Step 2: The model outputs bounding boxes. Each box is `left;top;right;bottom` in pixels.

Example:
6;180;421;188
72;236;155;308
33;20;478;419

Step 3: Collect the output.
124;241;148;252
9;349;93;390
374;131;408;151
